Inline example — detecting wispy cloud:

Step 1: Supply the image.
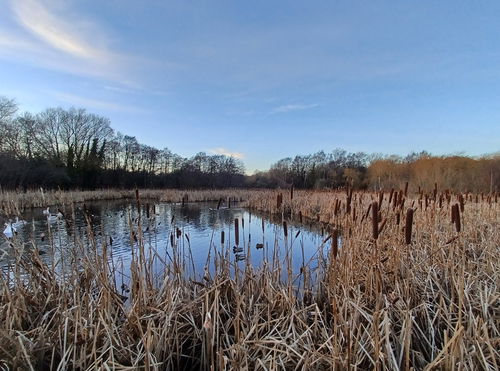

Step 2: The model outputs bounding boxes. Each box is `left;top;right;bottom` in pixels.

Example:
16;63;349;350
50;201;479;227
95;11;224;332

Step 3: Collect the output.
210;147;245;159
0;0;144;87
12;0;108;60
271;103;319;113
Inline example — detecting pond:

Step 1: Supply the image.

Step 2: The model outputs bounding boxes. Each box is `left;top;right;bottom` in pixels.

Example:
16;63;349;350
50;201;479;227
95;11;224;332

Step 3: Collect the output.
1;200;330;287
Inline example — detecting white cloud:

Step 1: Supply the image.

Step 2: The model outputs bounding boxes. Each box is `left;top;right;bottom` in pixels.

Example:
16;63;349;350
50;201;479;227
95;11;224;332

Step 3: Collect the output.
0;0;144;87
11;0;114;61
209;147;245;159
271;103;319;113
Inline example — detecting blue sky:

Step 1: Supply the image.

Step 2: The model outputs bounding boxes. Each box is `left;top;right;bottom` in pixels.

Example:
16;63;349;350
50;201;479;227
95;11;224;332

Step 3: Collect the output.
1;0;499;173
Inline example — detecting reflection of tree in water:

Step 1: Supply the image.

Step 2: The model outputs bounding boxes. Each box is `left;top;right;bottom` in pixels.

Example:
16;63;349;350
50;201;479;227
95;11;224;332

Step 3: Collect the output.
172;203;241;232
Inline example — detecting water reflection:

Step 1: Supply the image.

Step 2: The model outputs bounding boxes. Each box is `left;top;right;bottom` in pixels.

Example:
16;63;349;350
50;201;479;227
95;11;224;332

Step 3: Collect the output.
1;200;326;282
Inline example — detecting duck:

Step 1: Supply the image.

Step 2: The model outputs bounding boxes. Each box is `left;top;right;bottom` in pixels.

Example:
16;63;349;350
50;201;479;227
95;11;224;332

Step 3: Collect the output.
3;222;16;239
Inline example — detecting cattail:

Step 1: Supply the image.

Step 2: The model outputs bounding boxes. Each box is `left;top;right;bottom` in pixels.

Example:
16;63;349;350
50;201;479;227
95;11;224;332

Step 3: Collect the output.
433;183;438;200
378;192;384;210
388;188;394;205
146;203;150;219
277;193;283;209
331;229;339;260
346;188;353;214
298;211;303;223
290;185;294;200
221;231;225;245
405;208;414;244
396;211;400;225
459;194;464;212
404;181;409;197
454;203;461;232
372;201;379;240
283;221;288;238
234;218;239;246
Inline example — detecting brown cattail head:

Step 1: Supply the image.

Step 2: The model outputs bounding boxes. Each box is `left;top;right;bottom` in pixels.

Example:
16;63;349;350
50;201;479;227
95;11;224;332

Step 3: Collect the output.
346;190;352;214
372;201;379;240
404;181;409;197
405;208;414;244
454;203;461;232
221;230;225;245
331;229;339;260
234;218;239;246
283;221;288;238
290;185;294;200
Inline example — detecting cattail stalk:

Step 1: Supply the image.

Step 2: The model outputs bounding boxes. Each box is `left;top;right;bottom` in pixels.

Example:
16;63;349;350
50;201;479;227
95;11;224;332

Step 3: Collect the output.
405;208;414;244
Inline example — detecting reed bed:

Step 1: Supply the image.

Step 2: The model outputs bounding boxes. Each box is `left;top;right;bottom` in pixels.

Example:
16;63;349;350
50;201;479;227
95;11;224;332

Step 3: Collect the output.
0;188;250;215
0;187;499;369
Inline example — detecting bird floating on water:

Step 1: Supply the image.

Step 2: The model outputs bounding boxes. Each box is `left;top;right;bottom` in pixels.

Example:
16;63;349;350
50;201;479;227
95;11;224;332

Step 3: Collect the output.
3;223;16;239
12;216;27;229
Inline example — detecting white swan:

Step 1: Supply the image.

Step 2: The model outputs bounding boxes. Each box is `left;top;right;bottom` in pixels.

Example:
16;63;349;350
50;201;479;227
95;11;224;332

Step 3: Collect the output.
12;216;27;229
3;223;16;239
42;207;50;216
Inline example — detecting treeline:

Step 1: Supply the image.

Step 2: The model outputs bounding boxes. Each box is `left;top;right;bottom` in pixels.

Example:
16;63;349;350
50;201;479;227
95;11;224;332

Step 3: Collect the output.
1;96;498;192
254;150;499;193
0;96;245;189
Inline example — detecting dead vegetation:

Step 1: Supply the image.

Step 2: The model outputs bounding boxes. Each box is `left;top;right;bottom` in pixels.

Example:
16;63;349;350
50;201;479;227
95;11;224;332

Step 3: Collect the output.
0;187;498;369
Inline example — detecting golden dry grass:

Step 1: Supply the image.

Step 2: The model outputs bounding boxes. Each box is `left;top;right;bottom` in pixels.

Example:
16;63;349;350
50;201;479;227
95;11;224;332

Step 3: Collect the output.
0;188;498;369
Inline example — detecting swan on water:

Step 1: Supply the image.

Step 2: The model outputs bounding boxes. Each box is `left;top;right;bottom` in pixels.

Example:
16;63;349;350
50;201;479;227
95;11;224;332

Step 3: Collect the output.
43;207;50;216
3;223;16;239
12;216;27;229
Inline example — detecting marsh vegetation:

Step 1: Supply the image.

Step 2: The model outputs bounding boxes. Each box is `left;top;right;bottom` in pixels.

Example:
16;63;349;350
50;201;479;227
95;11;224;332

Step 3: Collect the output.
0;187;498;369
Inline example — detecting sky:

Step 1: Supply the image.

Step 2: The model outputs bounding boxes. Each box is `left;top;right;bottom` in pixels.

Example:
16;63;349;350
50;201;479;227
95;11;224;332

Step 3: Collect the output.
1;0;500;173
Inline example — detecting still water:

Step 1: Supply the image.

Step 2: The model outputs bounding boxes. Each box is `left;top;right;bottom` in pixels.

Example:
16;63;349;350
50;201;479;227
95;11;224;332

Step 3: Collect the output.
1;200;327;283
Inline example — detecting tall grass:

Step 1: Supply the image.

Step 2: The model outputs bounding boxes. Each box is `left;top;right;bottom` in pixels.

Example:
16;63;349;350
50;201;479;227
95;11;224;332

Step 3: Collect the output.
0;188;498;369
